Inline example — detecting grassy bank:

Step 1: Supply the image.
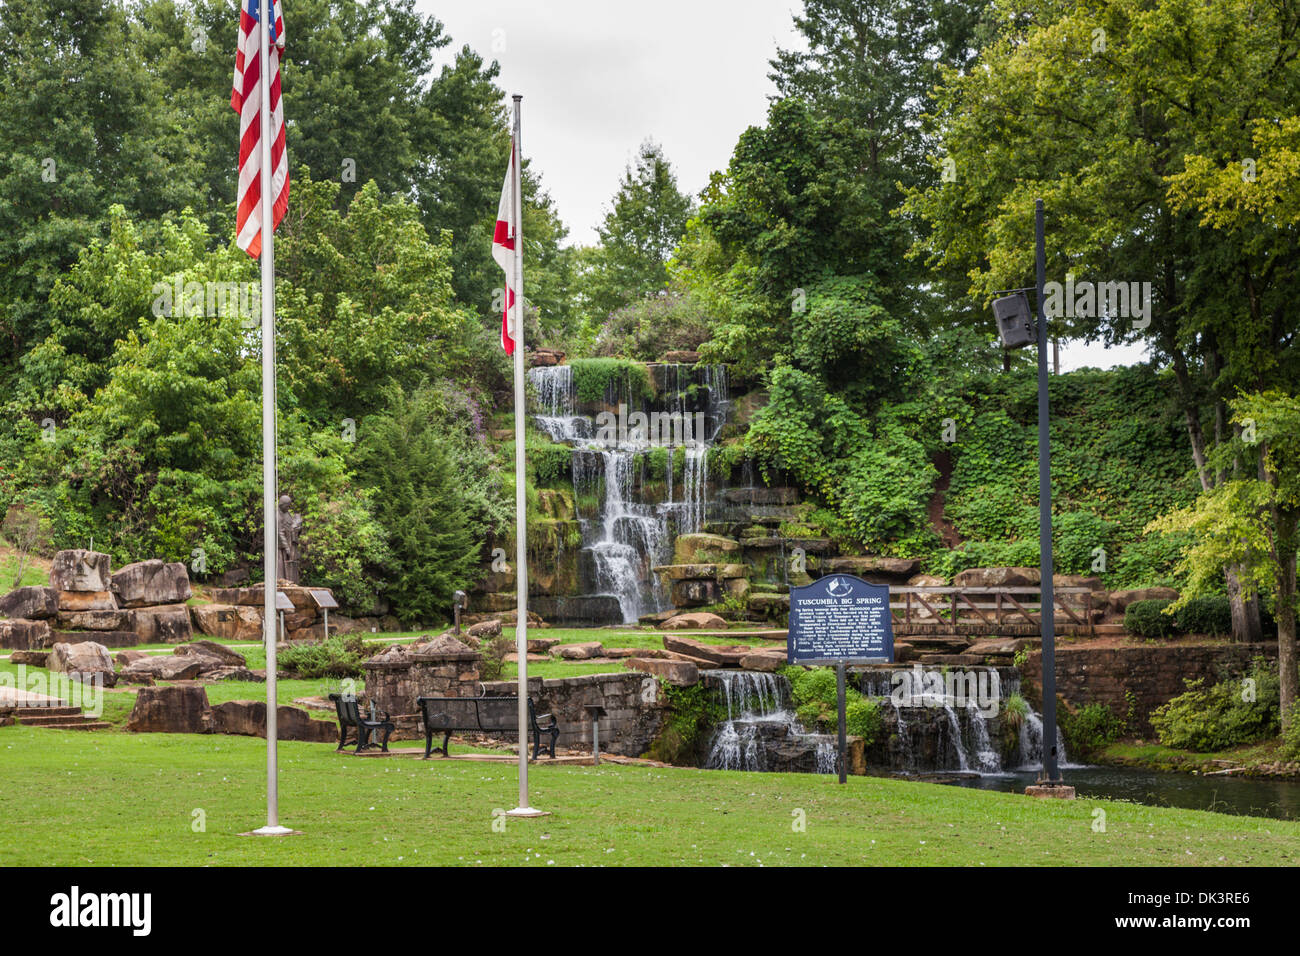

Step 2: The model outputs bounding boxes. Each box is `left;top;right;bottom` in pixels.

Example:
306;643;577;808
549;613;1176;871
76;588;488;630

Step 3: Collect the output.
0;728;1296;866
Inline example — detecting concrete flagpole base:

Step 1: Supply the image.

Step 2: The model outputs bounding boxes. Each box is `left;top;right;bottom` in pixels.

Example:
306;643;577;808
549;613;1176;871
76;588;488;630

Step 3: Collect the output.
1024;783;1077;799
505;807;551;818
243;825;301;836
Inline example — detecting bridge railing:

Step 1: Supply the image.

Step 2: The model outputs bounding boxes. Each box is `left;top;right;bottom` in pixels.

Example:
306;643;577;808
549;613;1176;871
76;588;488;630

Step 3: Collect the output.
887;585;1097;636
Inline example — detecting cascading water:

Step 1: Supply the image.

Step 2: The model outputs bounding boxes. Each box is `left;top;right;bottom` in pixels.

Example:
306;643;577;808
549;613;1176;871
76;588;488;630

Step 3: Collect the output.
704;671;837;774
527;363;730;625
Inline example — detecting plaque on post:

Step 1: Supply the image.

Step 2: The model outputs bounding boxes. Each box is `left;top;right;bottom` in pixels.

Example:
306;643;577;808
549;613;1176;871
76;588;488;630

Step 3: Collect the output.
787;574;894;783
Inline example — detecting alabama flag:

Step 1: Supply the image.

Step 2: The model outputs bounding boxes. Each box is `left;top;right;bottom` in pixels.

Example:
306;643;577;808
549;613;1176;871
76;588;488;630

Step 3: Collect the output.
491;141;518;354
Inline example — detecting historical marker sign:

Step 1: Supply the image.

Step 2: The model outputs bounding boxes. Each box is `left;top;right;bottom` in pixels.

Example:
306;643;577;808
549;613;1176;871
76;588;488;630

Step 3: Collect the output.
787;574;894;664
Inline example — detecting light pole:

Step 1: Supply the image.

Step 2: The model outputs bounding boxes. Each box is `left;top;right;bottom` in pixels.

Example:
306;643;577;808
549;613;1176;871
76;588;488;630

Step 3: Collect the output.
990;199;1067;790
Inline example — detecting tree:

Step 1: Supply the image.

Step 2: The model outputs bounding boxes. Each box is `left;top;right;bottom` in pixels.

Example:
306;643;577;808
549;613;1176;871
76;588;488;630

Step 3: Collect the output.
904;0;1300;639
1150;391;1300;732
582;140;694;325
356;384;498;626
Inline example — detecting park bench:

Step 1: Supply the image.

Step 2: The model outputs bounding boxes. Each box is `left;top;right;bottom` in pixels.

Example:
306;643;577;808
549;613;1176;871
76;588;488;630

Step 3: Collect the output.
417;695;560;760
329;693;395;754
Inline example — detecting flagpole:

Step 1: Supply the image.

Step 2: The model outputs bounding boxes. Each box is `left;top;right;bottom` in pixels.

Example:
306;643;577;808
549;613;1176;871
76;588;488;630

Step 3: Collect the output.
252;0;290;837
506;94;543;818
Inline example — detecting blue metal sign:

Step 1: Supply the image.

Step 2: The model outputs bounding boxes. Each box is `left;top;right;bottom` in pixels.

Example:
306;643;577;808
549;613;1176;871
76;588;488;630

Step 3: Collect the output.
787;574;894;664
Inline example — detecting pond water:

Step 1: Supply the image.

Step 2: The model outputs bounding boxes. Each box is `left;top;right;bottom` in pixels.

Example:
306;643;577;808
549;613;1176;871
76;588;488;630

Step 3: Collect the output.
932;765;1300;821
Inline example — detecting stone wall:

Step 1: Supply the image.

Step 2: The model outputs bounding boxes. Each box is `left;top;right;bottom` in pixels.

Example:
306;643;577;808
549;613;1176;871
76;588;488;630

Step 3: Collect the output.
363;645;482;718
483;671;665;756
1020;642;1279;734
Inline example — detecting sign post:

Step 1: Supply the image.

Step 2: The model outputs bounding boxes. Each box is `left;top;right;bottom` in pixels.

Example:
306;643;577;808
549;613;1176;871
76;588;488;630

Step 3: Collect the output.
788;574;895;783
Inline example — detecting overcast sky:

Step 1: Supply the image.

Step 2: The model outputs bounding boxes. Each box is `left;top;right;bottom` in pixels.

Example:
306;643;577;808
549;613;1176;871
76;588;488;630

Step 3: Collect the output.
427;1;1145;372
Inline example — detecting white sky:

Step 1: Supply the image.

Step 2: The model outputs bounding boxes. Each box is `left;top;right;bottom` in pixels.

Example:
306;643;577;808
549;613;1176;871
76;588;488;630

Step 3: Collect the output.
430;0;804;247
428;1;1144;372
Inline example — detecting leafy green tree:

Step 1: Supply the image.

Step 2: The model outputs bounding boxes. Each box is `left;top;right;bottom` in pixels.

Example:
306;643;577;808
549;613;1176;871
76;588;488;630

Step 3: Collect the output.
1149;391;1300;731
904;0;1300;639
582;140;694;325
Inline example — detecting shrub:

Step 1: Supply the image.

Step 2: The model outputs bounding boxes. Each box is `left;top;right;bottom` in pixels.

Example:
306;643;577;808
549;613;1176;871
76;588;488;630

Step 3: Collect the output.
1149;661;1280;751
278;635;369;679
787;666;865;732
845;698;883;745
479;636;512;682
646;681;726;765
1125;598;1176;638
1060;702;1125;757
1172;596;1232;636
1281;706;1300;761
1003;692;1029;731
570;357;652;404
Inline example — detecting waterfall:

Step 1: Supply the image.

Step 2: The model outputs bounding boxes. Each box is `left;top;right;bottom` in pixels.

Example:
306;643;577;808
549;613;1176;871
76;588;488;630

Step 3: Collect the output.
526;362;728;625
704;671;836;774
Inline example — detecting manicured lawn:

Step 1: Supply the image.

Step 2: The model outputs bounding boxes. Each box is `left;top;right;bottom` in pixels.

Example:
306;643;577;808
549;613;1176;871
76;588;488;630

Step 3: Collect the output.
0;727;1296;866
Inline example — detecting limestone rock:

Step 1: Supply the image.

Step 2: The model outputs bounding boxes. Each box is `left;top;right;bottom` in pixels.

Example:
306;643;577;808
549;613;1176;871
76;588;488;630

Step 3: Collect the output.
132;604;193;644
467;619;503;640
824;556;920;578
126;684;211;734
0;586;58;620
55;609;133;631
908;573;946;587
739;649;787;672
190;603;262;641
115;649;151;667
10;649;50;667
671;579;719;607
660;611;729;630
1107;587;1179;615
1053;574;1103;591
120;656;204;682
952;566;1041;588
205;666;264;682
0;618;51;650
55;590;118;612
50;629;138;648
662;634;752;666
527;636;560;653
553;641;604;660
624;657;698;686
174;640;247;667
673;533;742;565
49;549;112;592
110;559;193;608
47;641;116;686
412;632;476;657
209;700;337;742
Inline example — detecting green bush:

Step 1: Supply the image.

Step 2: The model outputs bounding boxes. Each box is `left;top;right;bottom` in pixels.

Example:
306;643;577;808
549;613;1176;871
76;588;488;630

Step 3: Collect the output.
1149;661;1280;752
1125;599;1176;638
786;666;866;732
570;357;652;404
646;681;726;766
1060;702;1125;757
1281;706;1300;761
1172;596;1233;636
845;698;883;745
278;635;369;679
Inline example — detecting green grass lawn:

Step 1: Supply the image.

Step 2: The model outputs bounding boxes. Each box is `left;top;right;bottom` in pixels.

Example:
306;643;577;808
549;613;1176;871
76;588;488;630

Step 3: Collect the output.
0;727;1295;866
0;553;49;589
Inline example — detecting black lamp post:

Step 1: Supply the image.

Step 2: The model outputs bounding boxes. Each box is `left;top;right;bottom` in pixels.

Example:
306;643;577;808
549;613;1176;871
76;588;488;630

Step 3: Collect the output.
990;199;1061;784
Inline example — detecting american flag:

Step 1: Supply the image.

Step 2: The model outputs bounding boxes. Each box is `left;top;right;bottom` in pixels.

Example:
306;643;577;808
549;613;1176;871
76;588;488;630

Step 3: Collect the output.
232;0;288;258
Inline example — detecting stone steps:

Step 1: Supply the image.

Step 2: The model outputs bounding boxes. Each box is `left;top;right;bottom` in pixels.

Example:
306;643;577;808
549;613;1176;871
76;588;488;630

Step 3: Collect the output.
11;705;109;731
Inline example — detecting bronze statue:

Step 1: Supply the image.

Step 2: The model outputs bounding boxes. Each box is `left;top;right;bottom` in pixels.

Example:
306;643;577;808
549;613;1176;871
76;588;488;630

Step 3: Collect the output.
276;494;303;584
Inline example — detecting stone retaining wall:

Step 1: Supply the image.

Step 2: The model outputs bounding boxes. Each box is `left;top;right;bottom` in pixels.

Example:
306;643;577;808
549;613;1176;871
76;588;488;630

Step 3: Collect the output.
482;671;664;756
1020;642;1279;734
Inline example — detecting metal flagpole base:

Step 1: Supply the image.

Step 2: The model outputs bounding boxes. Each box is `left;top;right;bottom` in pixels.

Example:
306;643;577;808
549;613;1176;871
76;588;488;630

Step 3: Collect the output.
505;807;550;818
243;825;300;836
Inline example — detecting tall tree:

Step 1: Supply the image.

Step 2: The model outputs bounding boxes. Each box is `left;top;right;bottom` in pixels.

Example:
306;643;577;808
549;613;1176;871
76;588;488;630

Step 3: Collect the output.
905;0;1300;637
582;140;694;325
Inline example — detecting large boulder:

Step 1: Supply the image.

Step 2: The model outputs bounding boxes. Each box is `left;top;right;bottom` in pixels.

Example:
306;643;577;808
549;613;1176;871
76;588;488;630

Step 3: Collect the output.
131;604;193;644
659;611;729;630
190;604;262;641
551;641;604;660
467;619;503;640
9;649;50;667
823;556;921;579
0;618;51;650
50;629;138;648
55;590;118;612
673;533;742;565
55;609;133;631
208;700;337;742
952;566;1041;588
119;656;205;682
0;586;58;619
49;549;112;592
624;657;698;686
111;560;193;608
1107;587;1179;615
126;684;211;734
739;649;788;673
174;640;247;667
47;641;116;686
